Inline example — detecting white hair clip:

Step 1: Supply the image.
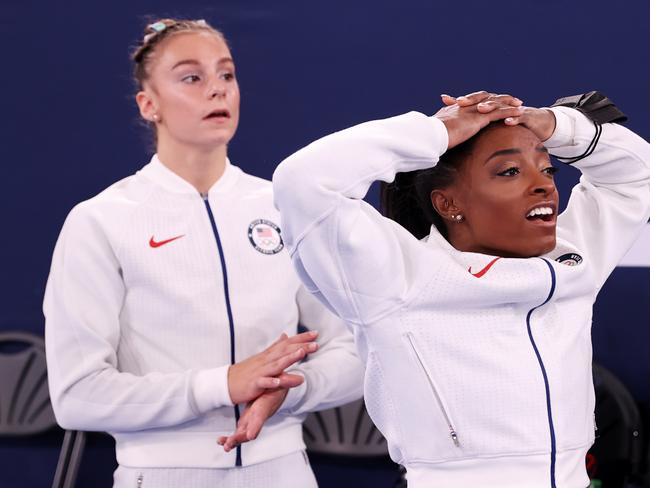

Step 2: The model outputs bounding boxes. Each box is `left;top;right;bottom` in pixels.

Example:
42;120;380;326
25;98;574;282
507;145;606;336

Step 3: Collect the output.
149;21;167;33
143;21;168;43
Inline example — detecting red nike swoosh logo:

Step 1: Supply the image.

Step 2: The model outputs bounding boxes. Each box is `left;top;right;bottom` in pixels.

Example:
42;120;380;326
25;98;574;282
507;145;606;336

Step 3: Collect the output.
149;235;184;248
468;257;501;278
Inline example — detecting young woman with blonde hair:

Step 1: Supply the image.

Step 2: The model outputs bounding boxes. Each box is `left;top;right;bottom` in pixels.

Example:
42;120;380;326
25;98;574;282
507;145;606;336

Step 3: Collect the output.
44;18;363;488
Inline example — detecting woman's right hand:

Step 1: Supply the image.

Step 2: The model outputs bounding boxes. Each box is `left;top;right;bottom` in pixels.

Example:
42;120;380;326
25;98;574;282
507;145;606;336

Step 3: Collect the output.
217;385;289;452
435;91;525;149
227;331;319;405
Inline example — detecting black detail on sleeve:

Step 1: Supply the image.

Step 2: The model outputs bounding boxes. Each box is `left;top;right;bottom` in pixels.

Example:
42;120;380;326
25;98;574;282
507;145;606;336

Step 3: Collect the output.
550;91;627;125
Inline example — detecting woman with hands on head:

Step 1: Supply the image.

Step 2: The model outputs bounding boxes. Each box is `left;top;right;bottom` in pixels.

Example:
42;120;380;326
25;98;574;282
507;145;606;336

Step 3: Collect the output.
273;90;650;487
44;18;363;488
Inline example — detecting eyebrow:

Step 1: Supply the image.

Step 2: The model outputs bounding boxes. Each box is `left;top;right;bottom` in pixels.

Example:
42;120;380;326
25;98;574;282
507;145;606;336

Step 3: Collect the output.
484;145;548;164
171;57;234;70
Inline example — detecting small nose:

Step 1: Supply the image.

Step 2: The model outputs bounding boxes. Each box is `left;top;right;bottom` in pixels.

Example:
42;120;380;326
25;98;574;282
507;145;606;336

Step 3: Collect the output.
530;174;556;196
208;84;226;99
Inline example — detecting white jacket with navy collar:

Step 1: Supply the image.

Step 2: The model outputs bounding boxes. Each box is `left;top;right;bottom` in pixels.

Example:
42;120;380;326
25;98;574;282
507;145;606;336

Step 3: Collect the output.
44;157;363;469
273;107;650;488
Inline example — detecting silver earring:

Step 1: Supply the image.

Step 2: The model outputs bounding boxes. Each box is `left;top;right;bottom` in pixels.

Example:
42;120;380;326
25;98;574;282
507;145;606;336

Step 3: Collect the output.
152;113;160;122
452;214;464;222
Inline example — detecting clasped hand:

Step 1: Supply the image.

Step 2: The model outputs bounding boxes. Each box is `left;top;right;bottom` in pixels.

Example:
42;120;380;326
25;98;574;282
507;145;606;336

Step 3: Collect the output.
218;330;319;451
436;90;556;149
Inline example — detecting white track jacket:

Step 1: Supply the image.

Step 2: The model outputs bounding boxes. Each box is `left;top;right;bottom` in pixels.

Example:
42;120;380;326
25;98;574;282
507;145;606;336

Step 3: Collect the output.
44;157;363;469
273;107;650;487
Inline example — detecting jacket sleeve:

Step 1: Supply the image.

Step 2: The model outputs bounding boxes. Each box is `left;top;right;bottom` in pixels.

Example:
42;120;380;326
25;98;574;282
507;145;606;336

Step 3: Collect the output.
273;112;449;326
44;205;233;432
280;286;364;415
548;106;650;289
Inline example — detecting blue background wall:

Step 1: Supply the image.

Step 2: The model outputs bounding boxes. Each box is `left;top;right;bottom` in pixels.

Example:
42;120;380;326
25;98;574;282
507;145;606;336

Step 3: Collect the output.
2;1;649;486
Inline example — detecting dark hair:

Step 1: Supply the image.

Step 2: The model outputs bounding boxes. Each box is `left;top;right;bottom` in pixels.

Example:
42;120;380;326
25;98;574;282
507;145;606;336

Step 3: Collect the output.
131;18;226;90
380;121;501;239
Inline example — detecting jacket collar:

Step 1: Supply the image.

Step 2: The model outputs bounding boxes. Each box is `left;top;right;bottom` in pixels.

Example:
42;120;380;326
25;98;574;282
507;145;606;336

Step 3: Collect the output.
138;154;241;196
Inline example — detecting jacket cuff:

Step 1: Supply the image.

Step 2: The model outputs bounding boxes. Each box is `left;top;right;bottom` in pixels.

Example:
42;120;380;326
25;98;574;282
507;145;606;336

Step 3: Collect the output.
543;107;575;149
190;365;233;413
428;115;450;157
544;106;599;161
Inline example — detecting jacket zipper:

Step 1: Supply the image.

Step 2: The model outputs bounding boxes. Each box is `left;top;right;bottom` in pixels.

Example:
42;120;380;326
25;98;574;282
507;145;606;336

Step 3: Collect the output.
405;332;460;447
526;259;557;488
203;195;243;467
136;473;143;487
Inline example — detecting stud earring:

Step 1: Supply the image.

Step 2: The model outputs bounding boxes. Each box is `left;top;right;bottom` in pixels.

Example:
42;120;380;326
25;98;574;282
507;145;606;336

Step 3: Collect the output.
152;113;160;122
452;214;464;222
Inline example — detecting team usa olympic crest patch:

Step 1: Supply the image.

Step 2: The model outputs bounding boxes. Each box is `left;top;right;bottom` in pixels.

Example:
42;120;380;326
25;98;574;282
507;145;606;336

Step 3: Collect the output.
248;219;284;255
555;253;583;266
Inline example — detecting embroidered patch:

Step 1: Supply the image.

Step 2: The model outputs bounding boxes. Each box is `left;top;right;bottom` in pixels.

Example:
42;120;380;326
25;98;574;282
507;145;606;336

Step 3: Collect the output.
555;253;583;266
248;219;284;255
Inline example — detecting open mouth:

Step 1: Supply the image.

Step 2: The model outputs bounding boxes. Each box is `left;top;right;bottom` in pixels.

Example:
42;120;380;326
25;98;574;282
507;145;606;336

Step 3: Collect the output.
204;109;230;120
525;205;555;223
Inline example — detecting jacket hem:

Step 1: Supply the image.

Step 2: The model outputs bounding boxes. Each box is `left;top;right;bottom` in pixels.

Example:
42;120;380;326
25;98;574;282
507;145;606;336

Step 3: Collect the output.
405;446;590;488
114;422;305;468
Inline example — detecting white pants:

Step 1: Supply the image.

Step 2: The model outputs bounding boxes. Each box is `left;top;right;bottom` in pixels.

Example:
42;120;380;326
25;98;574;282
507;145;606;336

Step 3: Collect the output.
113;450;318;488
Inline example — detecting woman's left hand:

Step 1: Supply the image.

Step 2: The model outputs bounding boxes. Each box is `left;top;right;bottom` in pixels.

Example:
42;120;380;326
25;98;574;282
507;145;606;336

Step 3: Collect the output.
217;382;290;452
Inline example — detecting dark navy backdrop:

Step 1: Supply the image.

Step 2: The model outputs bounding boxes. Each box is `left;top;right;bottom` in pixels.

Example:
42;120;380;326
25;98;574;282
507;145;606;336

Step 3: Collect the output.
2;1;649;486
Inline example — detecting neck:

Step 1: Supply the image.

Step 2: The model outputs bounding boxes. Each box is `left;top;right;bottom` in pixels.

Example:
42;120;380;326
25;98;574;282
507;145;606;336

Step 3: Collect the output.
448;230;522;258
447;228;498;257
156;137;228;195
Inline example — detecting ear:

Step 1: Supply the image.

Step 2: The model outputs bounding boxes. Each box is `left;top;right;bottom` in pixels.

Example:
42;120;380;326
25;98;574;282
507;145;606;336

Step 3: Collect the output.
135;90;158;123
431;189;463;223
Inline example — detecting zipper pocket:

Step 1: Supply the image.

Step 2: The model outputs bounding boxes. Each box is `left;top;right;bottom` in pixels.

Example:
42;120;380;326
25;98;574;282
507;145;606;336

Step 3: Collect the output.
405;332;460;447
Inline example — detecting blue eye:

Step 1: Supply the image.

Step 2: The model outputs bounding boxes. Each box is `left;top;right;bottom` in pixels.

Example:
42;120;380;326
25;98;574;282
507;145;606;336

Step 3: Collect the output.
497;167;519;177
